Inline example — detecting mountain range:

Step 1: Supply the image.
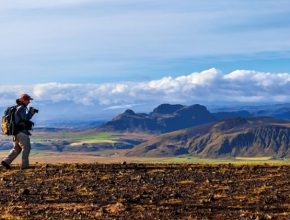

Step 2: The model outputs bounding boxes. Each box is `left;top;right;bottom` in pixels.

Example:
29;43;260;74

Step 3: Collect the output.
99;104;251;133
126;117;290;158
99;103;290;158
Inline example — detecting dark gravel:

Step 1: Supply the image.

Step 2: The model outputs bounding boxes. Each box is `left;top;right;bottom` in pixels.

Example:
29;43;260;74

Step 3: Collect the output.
0;163;289;219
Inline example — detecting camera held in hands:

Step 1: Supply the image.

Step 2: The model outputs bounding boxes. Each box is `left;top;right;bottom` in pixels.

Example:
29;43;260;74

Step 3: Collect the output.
29;107;39;114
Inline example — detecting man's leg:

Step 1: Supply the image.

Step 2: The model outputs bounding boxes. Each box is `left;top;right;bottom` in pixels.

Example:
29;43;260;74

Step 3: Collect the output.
17;132;31;169
2;137;22;166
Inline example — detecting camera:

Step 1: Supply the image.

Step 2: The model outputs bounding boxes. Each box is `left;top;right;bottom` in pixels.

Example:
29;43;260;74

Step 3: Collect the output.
29;107;39;114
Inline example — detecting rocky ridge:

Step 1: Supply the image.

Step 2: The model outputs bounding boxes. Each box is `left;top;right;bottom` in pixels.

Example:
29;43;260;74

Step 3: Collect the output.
100;104;248;133
127;117;290;158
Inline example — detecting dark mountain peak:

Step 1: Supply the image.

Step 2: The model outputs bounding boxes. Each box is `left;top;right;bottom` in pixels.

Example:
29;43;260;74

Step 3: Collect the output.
100;103;217;133
111;109;138;121
124;109;135;115
159;104;216;132
175;104;215;122
102;109;159;132
176;104;208;114
152;104;184;115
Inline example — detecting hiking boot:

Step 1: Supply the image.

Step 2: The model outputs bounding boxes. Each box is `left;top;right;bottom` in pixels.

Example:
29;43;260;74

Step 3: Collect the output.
1;161;11;170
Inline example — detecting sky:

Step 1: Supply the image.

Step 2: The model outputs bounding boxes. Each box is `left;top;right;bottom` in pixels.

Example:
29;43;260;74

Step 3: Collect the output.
0;0;290;120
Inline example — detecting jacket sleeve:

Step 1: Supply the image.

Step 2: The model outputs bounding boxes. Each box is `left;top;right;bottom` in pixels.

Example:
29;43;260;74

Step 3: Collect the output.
15;105;33;124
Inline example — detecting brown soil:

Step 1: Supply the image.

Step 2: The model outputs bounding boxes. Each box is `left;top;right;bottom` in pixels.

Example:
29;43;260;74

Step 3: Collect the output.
0;163;289;219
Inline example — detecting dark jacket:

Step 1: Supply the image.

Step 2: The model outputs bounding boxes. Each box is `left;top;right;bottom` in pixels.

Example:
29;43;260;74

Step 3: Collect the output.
14;105;34;135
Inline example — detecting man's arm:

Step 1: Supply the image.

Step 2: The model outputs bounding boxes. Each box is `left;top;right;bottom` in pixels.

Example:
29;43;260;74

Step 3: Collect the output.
15;106;33;124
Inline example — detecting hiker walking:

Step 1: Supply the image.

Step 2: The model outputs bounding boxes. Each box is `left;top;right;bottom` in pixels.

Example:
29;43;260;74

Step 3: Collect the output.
1;94;38;170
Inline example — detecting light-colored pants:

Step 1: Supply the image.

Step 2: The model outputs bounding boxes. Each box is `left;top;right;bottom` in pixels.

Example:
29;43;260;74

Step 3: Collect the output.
3;132;31;169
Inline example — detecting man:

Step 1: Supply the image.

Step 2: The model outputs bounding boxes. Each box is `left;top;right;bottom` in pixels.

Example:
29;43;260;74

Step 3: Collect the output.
1;94;37;170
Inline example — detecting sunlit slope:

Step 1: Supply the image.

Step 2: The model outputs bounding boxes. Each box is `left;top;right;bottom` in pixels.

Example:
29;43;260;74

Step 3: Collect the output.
127;117;290;158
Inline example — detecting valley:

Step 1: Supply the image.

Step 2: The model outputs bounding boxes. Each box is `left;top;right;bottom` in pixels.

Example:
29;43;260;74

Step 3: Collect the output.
1;103;290;162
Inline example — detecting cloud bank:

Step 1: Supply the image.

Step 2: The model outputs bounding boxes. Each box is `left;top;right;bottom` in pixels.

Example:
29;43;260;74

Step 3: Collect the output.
1;68;290;108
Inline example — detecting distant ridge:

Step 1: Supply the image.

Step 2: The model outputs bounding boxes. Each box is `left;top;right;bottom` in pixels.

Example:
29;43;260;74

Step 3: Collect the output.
100;104;219;133
99;103;290;158
126;117;290;158
151;104;184;115
99;103;252;133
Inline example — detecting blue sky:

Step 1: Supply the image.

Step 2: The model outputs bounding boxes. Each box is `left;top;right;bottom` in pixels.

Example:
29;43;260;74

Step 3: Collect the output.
0;0;290;84
1;0;290;121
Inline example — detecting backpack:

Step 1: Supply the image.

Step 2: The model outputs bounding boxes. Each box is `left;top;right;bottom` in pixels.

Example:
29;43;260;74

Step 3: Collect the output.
1;106;17;135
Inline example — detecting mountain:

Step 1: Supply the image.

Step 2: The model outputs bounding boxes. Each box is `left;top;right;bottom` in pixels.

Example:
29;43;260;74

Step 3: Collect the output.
126;117;290;158
255;107;290;119
99;109;162;132
212;110;252;120
99;104;218;133
210;103;290;119
151;104;184;114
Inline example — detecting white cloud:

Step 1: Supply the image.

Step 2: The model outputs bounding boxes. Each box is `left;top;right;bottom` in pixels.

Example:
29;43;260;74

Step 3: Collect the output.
147;68;219;93
104;104;141;110
1;68;290;108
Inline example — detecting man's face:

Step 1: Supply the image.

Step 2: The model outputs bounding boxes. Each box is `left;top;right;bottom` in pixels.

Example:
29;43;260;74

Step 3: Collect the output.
22;99;30;106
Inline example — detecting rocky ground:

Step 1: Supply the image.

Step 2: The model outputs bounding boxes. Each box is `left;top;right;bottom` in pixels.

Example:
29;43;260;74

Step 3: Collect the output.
0;163;289;219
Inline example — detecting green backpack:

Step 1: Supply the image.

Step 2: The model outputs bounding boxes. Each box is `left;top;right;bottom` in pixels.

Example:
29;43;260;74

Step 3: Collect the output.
1;106;17;135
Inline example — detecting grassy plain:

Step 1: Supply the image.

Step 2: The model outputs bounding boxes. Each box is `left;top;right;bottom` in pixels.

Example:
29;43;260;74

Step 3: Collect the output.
1;131;290;165
68;132;119;146
0;149;289;165
30;132;120;146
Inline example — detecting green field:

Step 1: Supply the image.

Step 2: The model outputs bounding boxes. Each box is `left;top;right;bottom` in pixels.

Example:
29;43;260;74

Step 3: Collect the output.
70;132;120;145
31;132;119;143
30;132;120;149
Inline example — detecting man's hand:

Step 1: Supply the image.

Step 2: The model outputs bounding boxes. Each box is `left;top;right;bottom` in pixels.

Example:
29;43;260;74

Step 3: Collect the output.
29;107;35;115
